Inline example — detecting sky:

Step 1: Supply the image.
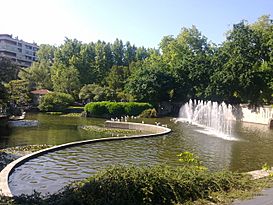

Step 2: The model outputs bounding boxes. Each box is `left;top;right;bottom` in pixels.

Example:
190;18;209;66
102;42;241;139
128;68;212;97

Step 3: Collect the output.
1;0;273;48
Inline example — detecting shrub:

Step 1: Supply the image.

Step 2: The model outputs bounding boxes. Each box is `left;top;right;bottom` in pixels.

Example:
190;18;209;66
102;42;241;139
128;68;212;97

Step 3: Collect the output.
38;92;74;112
84;102;108;117
13;165;253;205
139;108;157;118
106;102;125;116
84;102;153;117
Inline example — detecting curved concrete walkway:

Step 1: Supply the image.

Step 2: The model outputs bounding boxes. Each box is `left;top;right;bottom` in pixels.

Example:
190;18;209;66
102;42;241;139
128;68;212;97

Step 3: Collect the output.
0;121;171;197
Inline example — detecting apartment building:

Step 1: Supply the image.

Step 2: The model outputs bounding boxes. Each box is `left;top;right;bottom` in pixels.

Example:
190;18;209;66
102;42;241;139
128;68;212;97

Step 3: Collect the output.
0;34;38;67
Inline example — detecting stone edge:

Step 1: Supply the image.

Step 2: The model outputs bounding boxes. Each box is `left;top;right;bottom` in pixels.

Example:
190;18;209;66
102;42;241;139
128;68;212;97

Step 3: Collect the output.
0;121;171;197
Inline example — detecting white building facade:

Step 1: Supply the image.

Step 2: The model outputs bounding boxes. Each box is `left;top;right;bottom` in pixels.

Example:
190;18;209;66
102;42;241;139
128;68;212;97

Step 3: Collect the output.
0;34;38;67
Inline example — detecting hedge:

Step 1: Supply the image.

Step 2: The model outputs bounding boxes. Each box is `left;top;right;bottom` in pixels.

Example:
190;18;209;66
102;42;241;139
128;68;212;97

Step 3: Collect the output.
84;102;153;117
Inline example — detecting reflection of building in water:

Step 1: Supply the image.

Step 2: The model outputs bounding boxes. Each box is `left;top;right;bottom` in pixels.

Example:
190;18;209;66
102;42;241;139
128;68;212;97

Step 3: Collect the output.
0;34;38;67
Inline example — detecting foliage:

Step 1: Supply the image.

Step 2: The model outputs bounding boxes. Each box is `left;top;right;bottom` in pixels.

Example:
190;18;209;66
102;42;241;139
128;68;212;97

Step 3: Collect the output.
139;108;157;118
262;163;271;171
84;102;153;117
12;164;256;205
0;83;8;109
16;15;273;106
0;57;18;83
106;65;130;91
18;61;52;90
0;57;19;112
126;60;175;102
79;84;116;103
38;92;74;112
206;20;273;104
160;26;214;101
36;44;56;64
51;63;80;98
177;151;207;171
6;80;31;108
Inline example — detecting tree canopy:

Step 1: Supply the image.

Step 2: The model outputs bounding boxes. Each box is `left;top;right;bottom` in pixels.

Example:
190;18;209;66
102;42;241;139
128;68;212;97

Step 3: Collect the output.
4;14;272;107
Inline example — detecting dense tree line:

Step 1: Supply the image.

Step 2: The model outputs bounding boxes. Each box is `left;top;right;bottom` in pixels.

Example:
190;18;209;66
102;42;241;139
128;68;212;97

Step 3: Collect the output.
0;15;272;113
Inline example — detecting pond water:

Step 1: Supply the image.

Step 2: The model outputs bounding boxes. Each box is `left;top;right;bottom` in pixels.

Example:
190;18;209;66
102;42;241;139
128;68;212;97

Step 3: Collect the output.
4;113;273;196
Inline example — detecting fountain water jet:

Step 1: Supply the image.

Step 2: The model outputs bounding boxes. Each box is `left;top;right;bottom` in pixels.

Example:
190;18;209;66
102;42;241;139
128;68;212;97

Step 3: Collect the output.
177;100;236;141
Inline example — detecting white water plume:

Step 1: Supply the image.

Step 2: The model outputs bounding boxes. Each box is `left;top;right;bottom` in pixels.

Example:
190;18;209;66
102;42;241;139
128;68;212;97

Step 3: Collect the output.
177;100;237;141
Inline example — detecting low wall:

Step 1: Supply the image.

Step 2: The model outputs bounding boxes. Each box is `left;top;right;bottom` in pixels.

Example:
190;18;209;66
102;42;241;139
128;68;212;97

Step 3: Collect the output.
0;121;171;197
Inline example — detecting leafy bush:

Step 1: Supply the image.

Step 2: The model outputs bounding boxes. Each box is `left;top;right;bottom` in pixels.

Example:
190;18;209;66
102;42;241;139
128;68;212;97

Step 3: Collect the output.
38;92;74;112
13;165;254;205
106;102;125;116
139;108;157;118
84;102;153;117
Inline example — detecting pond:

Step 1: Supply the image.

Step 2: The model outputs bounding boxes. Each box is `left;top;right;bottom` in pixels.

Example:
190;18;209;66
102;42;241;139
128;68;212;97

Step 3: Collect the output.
3;113;273;196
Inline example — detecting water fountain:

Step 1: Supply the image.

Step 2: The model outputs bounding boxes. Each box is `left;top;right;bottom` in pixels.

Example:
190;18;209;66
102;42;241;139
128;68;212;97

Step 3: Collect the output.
177;99;236;140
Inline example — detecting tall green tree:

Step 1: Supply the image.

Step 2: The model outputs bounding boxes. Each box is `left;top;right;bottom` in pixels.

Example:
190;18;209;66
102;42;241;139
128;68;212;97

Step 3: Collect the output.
251;15;273;102
126;58;174;102
107;65;130;91
208;21;271;104
36;44;56;64
112;38;124;66
0;57;19;110
160;26;213;101
51;63;80;98
124;41;136;66
54;38;82;66
0;57;18;83
18;61;52;90
6;80;30;108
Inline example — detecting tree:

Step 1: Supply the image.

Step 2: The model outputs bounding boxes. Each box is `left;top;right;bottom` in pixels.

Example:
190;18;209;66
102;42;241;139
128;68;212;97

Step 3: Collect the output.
0;83;8;111
124;41;137;66
251;15;273;102
79;84;99;103
6;80;30;109
125;62;174;102
18;60;52;90
106;65;130;91
54;38;82;66
69;43;97;85
0;57;19;111
36;44;56;64
160;26;213;101
112;38;124;66
0;57;19;83
208;20;271;105
51;63;80;98
94;41;113;84
79;84;116;102
136;47;149;61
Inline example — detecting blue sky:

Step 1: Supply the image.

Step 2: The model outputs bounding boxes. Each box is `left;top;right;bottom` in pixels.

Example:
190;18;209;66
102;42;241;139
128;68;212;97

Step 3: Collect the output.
1;0;272;48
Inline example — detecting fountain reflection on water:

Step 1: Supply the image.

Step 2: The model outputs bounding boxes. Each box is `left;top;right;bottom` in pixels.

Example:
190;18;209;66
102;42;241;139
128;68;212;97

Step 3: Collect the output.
176;99;237;141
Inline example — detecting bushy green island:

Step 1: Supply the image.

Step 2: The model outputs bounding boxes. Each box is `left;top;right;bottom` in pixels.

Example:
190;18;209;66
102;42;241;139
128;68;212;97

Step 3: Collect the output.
84;102;152;117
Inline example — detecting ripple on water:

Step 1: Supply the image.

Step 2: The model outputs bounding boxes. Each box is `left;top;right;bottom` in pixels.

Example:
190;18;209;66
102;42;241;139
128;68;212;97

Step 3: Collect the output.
8;120;273;196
